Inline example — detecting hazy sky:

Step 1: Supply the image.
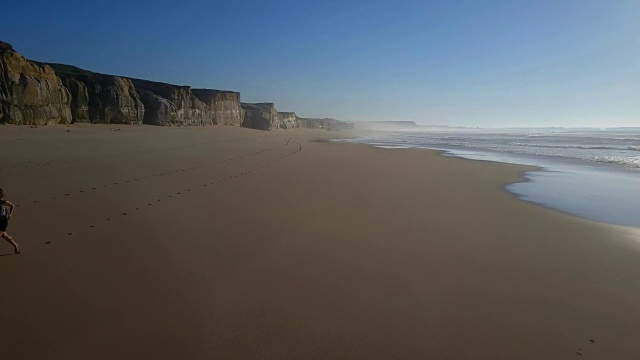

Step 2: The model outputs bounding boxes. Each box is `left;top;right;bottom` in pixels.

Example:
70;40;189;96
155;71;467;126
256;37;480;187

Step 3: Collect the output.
2;0;638;127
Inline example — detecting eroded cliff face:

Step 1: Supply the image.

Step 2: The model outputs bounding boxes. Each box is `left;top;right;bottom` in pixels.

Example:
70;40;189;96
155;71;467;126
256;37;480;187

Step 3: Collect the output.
241;103;277;130
133;82;244;127
277;112;300;129
0;40;351;130
192;89;242;126
132;79;209;126
241;105;351;131
0;41;72;125
52;66;144;124
60;76;89;122
136;88;177;126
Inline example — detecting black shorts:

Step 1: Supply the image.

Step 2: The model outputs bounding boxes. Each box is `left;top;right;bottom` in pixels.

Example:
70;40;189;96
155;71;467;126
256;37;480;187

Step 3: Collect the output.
0;220;7;232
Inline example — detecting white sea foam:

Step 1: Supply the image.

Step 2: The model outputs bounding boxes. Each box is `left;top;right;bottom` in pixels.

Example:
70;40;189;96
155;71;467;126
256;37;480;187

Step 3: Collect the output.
352;128;640;169
345;127;640;227
594;156;640;168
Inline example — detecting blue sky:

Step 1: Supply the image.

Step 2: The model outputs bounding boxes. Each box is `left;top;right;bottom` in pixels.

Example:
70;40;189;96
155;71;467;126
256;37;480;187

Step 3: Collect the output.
2;0;638;127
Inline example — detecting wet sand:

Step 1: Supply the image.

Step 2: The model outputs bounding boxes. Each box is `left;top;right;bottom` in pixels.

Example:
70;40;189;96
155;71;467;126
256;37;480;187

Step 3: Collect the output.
1;124;639;359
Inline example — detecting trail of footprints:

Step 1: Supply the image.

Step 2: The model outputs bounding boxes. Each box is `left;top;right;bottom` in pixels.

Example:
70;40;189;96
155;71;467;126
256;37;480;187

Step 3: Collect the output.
26;139;289;206
575;338;596;357
47;139;302;244
0;136;265;171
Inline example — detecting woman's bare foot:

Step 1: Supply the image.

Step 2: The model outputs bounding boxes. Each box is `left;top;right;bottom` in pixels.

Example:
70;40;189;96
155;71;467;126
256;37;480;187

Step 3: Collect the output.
14;246;21;255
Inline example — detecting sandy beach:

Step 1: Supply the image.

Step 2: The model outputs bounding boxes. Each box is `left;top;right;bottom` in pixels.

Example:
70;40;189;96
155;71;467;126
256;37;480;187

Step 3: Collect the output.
1;124;639;359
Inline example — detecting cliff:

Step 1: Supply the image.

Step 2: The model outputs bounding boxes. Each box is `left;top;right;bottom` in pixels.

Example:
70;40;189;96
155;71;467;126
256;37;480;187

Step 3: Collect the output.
131;78;212;126
241;102;278;130
192;89;242;126
0;41;72;125
0;40;352;130
47;63;145;124
0;41;242;127
241;104;307;130
277;112;300;129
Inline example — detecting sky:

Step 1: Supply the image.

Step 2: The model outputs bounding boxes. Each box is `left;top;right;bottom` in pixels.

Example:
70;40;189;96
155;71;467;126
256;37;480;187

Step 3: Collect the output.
2;0;639;127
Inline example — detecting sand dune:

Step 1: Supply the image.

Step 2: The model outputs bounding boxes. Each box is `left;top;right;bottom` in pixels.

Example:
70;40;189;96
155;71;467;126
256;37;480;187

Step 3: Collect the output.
1;125;639;359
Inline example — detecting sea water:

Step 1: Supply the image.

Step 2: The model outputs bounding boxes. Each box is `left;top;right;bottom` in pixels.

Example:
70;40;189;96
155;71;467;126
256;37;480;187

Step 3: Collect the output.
338;128;640;228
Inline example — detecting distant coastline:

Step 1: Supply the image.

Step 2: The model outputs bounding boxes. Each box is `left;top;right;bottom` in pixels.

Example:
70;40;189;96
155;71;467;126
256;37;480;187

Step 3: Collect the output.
0;40;352;131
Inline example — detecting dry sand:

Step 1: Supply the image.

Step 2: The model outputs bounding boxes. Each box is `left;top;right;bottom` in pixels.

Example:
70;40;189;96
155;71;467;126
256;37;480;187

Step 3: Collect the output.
0;124;639;359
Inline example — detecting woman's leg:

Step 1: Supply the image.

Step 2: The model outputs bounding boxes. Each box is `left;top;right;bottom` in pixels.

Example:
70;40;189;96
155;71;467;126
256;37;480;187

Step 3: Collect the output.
1;232;19;254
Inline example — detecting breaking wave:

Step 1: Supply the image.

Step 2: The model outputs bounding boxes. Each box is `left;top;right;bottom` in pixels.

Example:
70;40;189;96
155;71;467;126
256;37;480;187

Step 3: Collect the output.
350;128;640;170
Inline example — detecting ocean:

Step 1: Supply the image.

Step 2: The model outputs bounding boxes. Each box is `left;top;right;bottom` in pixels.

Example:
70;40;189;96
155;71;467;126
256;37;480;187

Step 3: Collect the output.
339;128;640;228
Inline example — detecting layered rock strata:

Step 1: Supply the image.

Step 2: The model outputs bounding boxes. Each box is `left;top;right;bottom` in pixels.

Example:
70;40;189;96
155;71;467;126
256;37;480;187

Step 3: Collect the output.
0;41;72;125
241;102;278;130
131;78;212;126
192;89;242;126
0;40;352;130
47;64;144;124
240;104;304;130
277;112;300;129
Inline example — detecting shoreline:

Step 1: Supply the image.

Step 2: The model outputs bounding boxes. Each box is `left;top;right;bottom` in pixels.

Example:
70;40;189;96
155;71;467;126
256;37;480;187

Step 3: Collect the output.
2;123;636;232
368;143;640;234
2;125;640;359
337;136;640;229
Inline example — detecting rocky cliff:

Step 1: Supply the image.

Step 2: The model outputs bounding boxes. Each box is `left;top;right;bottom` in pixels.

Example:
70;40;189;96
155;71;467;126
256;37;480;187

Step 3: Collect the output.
0;40;352;130
47;63;144;124
131;78;211;126
241;102;278;130
277;112;300;129
241;104;303;130
192;89;242;126
0;41;72;125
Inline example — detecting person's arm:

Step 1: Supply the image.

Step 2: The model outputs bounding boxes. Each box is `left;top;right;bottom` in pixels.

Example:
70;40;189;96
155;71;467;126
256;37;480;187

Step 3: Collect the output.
4;200;14;219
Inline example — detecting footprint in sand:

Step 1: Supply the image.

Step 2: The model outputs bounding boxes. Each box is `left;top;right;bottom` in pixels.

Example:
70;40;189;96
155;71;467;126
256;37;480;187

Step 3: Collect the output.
575;338;596;356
